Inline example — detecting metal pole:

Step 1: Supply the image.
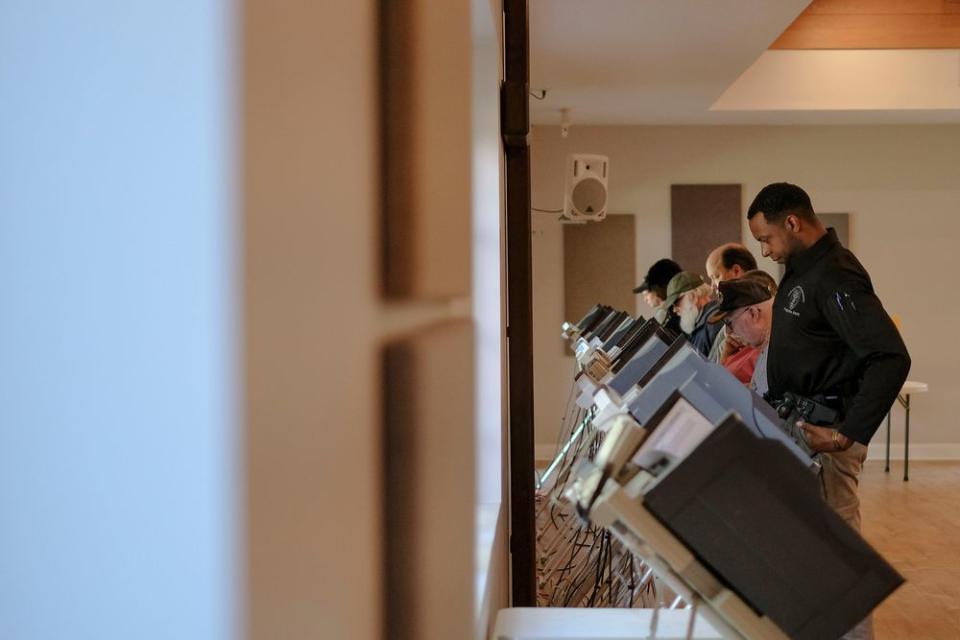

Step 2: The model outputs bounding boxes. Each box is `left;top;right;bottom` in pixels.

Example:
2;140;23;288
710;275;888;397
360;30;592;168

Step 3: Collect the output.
885;411;891;473
502;0;536;606
904;395;910;482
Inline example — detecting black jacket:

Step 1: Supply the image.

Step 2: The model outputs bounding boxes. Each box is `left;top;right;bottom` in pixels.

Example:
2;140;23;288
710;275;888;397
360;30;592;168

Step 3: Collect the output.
767;229;911;445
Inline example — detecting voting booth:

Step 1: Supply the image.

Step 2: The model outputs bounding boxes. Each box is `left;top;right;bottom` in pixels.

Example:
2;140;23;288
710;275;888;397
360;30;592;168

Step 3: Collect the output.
517;304;903;640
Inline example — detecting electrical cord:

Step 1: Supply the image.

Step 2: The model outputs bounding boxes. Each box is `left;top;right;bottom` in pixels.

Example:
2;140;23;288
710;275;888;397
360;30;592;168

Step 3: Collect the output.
586;532;610;607
557;522;591;584
538;364;661;609
561;528;598;605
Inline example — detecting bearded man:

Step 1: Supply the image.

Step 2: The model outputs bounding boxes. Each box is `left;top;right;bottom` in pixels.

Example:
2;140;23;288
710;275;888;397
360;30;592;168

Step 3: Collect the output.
662;271;722;358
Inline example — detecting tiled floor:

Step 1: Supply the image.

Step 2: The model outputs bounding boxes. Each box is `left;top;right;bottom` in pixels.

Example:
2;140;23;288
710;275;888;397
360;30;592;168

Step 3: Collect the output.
861;460;960;639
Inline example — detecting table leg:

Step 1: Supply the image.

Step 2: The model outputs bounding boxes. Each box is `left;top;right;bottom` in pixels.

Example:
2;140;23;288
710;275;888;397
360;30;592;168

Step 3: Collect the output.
904;394;910;482
885;411;891;473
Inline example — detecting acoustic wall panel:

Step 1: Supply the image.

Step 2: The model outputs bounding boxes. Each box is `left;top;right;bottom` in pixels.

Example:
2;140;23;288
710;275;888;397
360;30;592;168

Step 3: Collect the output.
670;185;742;279
563;214;636;327
380;1;472;299
382;320;475;640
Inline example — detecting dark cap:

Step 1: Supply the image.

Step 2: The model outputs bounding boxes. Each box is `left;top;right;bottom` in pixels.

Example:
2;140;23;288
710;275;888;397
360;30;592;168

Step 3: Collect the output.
708;274;776;324
633;258;682;294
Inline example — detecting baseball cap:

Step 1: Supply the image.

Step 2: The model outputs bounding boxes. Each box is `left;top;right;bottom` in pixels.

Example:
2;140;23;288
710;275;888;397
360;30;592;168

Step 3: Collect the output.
662;271;705;309
633;258;682;294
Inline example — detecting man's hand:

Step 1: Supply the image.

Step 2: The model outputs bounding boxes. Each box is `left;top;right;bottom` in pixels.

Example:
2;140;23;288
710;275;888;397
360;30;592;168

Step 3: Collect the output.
798;422;853;452
720;333;744;361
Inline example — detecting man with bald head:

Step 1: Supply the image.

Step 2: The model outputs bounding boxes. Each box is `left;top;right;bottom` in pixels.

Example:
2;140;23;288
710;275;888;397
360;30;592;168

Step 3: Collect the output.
705;243;758;367
706;243;758;291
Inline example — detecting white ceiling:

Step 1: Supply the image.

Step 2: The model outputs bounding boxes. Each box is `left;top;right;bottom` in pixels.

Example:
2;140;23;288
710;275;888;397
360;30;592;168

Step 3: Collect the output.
530;0;960;125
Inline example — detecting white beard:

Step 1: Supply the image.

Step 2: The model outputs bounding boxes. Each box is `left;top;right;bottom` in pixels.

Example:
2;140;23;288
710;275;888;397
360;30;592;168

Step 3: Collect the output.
678;297;700;335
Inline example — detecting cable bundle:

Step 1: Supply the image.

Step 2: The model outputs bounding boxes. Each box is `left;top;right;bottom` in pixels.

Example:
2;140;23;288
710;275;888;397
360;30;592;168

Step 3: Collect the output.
535;361;685;611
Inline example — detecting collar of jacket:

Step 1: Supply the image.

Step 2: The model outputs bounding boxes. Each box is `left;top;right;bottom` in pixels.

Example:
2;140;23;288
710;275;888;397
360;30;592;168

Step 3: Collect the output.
785;227;839;277
696;299;720;329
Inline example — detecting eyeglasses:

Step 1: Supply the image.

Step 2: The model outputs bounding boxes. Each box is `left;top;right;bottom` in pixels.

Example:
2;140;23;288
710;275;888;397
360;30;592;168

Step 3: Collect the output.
723;306;750;328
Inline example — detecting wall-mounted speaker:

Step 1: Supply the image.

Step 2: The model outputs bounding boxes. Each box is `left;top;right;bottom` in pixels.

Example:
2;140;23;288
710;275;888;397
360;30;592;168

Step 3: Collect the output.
563;154;609;222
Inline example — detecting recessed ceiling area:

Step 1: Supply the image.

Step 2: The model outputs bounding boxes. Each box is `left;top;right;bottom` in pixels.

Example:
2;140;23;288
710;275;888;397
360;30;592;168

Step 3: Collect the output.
530;0;960;125
713;49;960;119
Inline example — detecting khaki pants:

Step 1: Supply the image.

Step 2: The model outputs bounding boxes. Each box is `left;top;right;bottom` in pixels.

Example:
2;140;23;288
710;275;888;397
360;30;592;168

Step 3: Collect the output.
819;442;874;640
819;442;868;531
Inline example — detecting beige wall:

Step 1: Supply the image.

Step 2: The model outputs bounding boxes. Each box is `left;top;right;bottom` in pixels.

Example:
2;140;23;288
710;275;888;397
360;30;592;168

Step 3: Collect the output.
532;124;960;456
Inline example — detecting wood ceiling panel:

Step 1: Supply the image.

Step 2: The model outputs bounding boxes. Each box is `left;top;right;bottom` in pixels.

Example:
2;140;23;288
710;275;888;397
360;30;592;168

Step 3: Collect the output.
805;0;960;14
772;0;960;49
